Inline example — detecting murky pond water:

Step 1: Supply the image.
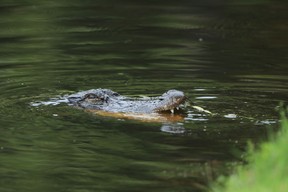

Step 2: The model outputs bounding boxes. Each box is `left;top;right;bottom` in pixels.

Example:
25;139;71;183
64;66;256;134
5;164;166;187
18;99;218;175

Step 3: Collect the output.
0;0;287;191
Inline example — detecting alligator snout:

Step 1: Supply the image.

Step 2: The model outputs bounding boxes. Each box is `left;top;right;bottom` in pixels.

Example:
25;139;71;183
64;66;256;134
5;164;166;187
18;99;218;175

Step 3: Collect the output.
163;90;185;100
154;90;186;112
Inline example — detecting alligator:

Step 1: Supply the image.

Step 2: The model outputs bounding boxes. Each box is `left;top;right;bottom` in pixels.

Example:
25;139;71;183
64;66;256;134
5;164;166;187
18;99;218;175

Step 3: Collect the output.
66;89;187;122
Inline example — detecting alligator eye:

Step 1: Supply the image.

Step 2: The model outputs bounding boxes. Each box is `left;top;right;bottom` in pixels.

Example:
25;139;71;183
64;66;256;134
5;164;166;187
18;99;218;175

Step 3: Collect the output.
85;93;98;99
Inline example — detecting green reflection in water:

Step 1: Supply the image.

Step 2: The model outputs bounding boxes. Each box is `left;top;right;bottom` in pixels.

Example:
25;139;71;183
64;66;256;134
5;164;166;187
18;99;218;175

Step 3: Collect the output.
0;0;287;191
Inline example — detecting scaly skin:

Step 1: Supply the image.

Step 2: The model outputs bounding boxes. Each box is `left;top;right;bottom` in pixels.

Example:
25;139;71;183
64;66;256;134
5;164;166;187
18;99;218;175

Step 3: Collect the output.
68;89;186;114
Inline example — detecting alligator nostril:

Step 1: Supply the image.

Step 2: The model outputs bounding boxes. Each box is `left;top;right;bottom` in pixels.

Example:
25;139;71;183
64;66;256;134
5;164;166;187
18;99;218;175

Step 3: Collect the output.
112;93;120;96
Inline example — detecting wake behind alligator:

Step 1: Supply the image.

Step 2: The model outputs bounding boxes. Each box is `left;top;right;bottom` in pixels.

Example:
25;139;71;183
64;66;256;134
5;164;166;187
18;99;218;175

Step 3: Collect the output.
31;89;187;122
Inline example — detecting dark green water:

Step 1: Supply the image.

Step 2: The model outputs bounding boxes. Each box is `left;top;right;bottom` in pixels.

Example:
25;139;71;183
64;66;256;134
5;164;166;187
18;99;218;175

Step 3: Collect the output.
0;0;288;191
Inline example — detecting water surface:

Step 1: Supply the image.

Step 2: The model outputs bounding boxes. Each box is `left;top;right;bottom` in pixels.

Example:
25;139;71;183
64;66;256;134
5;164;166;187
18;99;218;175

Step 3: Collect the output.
0;0;287;191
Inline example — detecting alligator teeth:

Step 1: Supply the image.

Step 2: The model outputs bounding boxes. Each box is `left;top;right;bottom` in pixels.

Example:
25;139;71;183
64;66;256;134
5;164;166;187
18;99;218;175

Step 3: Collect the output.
170;109;174;114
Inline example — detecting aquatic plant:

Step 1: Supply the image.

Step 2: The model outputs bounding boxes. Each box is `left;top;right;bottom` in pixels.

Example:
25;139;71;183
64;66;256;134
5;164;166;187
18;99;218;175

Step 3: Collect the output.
212;107;288;192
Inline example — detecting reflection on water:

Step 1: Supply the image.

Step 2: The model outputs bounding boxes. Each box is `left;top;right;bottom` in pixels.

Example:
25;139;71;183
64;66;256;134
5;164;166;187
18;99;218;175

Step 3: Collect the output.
0;0;288;191
160;123;186;134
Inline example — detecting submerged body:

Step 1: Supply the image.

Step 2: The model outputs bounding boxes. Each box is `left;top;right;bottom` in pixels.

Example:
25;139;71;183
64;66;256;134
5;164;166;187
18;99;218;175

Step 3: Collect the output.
67;89;186;122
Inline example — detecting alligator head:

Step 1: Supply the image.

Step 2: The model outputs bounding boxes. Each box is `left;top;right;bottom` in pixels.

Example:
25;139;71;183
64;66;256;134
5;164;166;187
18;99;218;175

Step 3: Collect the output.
152;89;186;113
67;89;186;114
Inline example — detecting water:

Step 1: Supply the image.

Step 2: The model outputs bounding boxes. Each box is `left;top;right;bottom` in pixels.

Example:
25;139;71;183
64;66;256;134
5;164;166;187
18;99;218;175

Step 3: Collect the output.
0;1;288;191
